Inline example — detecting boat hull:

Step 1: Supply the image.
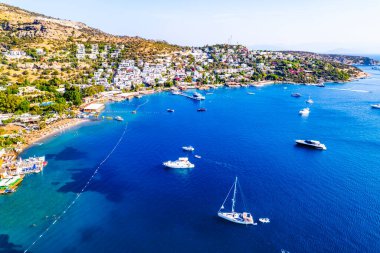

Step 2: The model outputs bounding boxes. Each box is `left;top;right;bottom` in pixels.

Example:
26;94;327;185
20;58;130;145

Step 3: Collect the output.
295;141;326;150
218;212;255;225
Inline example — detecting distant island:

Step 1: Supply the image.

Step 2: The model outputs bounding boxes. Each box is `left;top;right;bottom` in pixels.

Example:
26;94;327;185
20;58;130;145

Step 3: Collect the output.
0;2;378;186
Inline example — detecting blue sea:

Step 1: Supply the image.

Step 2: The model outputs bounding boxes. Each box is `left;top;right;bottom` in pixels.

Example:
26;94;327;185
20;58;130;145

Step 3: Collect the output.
0;66;380;253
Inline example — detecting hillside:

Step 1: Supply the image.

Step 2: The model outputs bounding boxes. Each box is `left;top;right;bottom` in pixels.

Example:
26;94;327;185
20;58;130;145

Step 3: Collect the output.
0;3;180;83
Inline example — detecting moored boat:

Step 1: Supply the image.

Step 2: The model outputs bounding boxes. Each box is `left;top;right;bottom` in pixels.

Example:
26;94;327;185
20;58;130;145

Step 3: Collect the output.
316;82;325;87
306;96;314;104
291;93;301;97
259;218;270;223
163;157;195;169
218;177;256;225
299;107;310;116
197;108;206;112
193;92;205;100
295;140;327;150
167;109;175;112
371;104;380;109
114;116;124;121
182;146;195;152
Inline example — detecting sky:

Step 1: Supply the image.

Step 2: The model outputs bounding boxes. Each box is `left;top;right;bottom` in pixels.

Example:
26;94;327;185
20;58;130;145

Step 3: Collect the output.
2;0;380;54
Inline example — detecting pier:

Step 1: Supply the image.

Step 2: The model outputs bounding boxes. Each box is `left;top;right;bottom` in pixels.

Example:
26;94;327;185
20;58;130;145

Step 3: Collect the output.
173;92;205;101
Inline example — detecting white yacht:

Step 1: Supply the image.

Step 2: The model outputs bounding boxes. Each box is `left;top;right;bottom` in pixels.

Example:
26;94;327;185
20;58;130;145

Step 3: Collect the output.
299;107;310;116
218;177;256;225
193;92;205;100
295;140;327;150
114;116;124;121
163;157;195;169
306;97;314;104
371;104;380;109
182;146;195;152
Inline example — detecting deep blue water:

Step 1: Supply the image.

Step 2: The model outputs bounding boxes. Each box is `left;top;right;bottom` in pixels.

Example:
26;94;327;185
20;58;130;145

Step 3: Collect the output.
0;66;380;253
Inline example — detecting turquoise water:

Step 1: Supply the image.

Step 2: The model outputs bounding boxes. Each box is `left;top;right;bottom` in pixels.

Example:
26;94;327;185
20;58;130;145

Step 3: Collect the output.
0;66;380;253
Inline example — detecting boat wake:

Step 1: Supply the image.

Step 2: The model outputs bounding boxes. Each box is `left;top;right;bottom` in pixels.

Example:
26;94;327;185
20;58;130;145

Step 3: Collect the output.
23;123;129;253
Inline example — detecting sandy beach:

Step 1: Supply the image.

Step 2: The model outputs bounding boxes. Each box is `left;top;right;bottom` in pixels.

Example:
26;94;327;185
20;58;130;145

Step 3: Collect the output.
20;118;90;152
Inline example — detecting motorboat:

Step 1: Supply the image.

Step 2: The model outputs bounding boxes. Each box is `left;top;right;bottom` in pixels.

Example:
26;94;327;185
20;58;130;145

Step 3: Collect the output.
193;92;205;100
306;97;314;104
295;140;327;150
163;157;195;169
291;93;301;97
182;146;195;152
299;108;310;116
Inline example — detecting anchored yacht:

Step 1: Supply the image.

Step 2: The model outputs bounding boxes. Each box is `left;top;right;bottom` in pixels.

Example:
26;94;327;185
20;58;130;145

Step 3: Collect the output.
371;104;380;109
299;108;310;116
114;116;124;121
163;157;195;169
182;146;195;152
306;97;314;104
295;140;327;150
291;93;301;97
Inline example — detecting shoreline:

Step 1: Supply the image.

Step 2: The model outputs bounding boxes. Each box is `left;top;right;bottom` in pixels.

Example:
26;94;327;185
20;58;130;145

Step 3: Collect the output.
19;69;371;153
19;118;90;154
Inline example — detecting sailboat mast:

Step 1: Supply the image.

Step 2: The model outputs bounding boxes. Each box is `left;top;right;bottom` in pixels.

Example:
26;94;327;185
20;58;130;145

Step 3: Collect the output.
231;177;237;213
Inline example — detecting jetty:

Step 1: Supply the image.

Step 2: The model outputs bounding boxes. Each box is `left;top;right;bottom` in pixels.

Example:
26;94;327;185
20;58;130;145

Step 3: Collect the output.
173;91;205;101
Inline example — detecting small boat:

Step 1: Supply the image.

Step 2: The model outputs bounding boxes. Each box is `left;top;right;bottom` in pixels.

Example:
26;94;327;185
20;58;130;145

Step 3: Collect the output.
316;82;325;87
114;116;124;121
105;116;113;120
193;92;205;100
182;146;195;152
167;109;175;112
218;177;256;225
371;104;380;109
194;155;201;159
136;95;143;99
291;93;301;97
163;157;195;169
206;92;214;95
131;110;137;114
247;92;255;95
171;91;181;95
295;140;327;150
197;108;206;112
259;218;270;223
306;97;314;104
299;107;310;116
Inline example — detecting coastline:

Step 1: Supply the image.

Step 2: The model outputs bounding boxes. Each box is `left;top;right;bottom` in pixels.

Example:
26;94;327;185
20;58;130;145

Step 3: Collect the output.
18;68;371;154
19;118;90;154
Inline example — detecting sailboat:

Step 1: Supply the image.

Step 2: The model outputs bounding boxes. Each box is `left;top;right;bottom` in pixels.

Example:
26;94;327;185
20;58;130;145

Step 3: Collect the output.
218;177;256;225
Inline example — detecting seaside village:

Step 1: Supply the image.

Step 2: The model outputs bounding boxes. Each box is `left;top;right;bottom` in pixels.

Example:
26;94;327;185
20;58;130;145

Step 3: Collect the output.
0;43;367;194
